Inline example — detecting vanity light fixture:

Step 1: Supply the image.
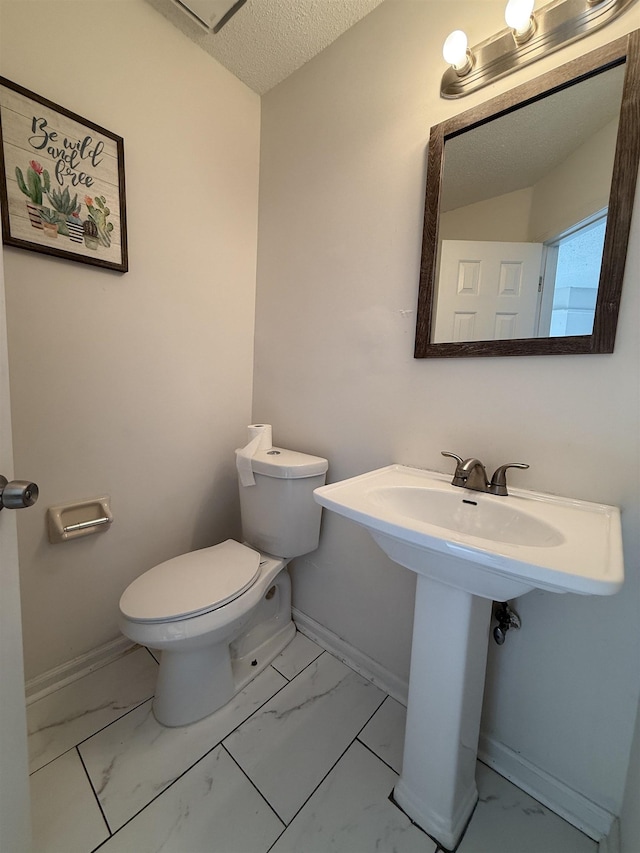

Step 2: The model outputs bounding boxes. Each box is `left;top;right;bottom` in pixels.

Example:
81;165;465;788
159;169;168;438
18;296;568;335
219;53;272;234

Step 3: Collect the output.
440;0;637;97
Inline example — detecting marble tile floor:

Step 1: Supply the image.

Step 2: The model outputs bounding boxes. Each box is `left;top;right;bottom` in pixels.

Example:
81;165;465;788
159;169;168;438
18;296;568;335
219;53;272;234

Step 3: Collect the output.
27;632;598;853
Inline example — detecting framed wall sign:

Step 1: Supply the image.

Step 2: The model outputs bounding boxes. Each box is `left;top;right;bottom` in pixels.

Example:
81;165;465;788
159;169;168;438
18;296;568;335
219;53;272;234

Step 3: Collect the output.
0;77;128;272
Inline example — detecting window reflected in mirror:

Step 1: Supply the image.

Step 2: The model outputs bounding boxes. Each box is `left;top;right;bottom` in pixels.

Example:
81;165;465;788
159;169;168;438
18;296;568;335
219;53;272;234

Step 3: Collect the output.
546;212;607;337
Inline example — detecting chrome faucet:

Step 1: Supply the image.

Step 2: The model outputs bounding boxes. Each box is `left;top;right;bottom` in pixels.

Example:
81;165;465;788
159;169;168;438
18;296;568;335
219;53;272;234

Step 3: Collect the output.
442;452;529;496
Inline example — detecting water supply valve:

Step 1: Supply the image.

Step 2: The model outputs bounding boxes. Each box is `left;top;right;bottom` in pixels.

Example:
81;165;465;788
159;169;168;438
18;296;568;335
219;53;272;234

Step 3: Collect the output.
493;601;521;645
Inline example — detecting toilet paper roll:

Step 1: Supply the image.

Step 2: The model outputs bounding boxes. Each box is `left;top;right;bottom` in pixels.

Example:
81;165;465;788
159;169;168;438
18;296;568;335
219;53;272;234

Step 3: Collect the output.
236;424;273;487
248;423;272;451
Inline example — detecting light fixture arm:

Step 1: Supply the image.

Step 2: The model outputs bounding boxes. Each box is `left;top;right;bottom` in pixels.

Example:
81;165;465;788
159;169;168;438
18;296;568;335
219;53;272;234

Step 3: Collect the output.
441;0;638;98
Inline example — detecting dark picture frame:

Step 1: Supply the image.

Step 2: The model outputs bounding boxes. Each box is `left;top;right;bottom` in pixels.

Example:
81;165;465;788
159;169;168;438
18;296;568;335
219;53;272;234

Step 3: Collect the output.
0;76;128;273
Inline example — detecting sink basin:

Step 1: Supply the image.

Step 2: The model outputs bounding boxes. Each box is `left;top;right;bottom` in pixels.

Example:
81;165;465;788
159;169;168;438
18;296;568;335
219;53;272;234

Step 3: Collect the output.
371;486;564;546
314;464;623;600
314;464;624;847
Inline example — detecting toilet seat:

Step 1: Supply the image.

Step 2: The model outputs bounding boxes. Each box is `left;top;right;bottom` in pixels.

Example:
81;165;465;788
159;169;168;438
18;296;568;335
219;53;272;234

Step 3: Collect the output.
119;539;261;624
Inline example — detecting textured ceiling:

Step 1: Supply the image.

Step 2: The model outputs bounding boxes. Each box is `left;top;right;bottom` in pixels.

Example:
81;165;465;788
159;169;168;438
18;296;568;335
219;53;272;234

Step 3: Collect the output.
441;63;625;212
144;0;387;94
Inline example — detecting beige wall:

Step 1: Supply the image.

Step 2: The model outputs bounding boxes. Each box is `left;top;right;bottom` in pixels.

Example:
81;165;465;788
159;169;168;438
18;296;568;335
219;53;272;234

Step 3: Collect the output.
439;187;533;242
256;0;640;827
529;119;619;242
0;0;261;680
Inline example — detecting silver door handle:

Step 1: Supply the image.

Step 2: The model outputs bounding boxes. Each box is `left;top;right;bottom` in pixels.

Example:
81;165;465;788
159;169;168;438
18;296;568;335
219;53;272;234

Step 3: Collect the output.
0;475;39;510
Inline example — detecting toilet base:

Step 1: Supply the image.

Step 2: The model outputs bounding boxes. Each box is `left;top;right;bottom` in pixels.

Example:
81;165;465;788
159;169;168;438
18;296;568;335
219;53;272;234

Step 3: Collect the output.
151;567;295;727
153;641;235;727
152;620;295;726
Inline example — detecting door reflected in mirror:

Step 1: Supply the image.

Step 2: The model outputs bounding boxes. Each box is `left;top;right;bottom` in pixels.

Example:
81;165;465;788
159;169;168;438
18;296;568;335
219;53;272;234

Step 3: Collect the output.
415;31;640;358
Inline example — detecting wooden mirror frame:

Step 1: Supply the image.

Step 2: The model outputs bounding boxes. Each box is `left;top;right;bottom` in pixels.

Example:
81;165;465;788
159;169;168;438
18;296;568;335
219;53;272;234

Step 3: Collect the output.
414;30;640;358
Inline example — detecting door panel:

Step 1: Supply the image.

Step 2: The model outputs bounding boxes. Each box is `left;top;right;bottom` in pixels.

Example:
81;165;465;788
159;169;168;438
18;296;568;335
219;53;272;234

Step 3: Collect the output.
0;244;31;851
434;240;544;343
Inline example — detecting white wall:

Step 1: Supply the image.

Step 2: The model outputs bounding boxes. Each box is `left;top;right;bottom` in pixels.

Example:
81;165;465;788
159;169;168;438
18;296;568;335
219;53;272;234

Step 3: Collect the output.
0;0;261;680
255;0;640;831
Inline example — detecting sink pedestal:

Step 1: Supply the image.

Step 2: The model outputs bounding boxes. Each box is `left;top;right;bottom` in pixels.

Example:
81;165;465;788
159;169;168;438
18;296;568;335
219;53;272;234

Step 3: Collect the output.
394;574;492;850
314;464;623;849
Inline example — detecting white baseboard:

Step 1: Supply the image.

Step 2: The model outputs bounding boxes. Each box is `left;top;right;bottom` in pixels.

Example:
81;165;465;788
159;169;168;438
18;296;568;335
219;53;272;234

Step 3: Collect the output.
25;635;136;704
292;607;409;706
293;608;618;850
478;732;616;846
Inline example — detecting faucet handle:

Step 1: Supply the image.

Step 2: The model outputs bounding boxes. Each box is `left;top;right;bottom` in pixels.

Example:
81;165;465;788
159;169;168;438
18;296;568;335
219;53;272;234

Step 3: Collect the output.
441;451;466;486
489;462;529;496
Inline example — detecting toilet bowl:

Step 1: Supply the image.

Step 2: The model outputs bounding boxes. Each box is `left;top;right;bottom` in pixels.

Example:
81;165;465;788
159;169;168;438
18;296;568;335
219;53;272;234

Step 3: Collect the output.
119;540;294;726
118;438;328;727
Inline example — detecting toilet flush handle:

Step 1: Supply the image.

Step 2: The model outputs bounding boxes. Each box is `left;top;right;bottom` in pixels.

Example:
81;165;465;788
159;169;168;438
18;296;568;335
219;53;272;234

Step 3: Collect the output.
0;474;39;510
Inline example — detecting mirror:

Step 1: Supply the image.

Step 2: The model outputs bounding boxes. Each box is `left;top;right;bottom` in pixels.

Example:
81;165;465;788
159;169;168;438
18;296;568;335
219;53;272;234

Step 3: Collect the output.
415;30;640;358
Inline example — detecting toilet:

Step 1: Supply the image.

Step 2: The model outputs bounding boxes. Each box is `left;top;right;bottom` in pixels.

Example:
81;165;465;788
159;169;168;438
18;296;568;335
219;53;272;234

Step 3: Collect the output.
118;444;328;727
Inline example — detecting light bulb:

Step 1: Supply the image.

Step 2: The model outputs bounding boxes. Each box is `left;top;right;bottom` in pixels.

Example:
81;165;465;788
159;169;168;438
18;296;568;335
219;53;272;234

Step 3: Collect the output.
442;30;472;75
505;0;535;38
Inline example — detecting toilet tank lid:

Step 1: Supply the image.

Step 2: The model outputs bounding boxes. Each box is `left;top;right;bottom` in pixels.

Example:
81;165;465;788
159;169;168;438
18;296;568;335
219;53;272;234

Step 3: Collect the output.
235;447;328;479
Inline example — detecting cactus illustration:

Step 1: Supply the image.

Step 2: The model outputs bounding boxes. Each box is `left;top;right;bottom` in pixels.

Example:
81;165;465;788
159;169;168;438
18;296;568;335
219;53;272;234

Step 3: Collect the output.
85;195;114;248
83;218;99;250
47;186;81;217
38;207;60;225
46;186;81;236
38;206;60;237
15;160;51;205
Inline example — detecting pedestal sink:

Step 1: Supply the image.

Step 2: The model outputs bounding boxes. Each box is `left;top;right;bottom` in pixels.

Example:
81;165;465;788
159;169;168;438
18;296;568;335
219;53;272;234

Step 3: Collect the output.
314;465;623;849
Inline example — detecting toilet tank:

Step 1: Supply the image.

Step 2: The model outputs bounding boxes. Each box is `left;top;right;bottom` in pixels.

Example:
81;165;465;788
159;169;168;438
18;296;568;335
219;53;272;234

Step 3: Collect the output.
237;447;328;558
